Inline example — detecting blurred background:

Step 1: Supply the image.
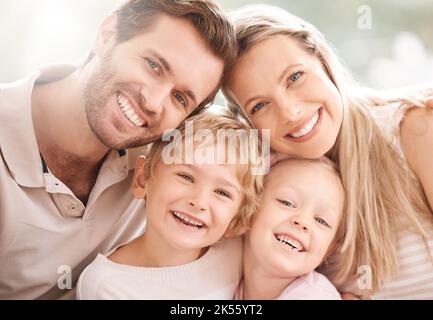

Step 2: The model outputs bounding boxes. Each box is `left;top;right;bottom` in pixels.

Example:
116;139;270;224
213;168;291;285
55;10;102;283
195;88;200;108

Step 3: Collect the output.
1;0;432;89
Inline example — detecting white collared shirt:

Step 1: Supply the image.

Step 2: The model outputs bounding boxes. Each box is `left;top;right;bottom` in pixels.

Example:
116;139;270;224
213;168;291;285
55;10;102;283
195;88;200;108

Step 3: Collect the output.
0;65;147;299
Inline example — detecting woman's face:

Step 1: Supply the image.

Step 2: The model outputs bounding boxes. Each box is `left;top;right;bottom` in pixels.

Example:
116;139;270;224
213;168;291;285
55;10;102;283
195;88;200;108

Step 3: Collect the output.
226;35;343;159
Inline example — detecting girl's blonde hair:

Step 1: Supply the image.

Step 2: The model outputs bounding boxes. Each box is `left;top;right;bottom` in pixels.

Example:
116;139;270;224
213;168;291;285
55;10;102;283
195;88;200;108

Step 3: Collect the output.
143;111;264;237
223;4;433;295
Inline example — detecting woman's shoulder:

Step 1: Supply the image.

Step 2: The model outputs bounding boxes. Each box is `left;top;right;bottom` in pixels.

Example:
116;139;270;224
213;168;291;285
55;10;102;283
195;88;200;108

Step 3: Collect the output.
400;107;433;184
400;107;433;146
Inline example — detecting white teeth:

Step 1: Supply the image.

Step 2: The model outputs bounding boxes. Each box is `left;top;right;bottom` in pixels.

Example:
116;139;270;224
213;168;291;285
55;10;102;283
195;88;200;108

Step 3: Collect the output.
290;111;320;138
173;211;205;228
276;234;304;252
116;94;146;127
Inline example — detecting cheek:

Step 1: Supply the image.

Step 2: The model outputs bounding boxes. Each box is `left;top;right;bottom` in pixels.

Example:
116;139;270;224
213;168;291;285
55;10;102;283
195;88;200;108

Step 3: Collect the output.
252;113;279;133
160;108;186;130
311;232;335;256
214;200;240;224
315;73;343;117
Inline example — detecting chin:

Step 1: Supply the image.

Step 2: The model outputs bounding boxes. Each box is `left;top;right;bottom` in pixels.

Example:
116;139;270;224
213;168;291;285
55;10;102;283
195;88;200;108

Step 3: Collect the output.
287;137;337;160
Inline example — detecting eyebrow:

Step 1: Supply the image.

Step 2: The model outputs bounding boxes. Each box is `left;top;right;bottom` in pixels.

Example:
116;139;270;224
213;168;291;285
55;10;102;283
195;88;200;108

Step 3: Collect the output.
243;63;304;108
182;164;241;194
149;49;198;107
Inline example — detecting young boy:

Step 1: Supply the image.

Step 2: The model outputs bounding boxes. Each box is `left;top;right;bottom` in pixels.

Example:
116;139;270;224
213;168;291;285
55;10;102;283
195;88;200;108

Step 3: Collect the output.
77;112;264;299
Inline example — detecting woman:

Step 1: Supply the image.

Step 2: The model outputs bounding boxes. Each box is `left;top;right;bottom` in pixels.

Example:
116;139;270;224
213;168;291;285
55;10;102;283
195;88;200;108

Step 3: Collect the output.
223;4;433;299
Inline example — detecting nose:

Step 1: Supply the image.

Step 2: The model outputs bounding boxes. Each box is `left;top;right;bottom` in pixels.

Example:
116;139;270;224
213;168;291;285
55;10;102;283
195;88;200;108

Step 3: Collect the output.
290;215;309;232
276;94;302;123
140;82;172;114
187;190;208;213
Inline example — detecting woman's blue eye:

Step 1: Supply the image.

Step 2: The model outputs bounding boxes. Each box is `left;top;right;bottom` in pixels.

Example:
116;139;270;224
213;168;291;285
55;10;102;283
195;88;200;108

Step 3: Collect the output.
251;102;266;114
288;71;304;84
315;217;330;227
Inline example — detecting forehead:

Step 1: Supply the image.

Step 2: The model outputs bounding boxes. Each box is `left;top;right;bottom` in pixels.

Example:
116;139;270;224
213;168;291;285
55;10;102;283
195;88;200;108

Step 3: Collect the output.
126;14;224;103
164;141;248;181
227;35;313;101
266;161;344;208
237;35;310;72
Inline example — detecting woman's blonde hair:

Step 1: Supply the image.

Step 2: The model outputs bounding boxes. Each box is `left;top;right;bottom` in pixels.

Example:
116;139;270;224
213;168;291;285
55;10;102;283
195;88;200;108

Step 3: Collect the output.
143;111;265;237
223;4;433;295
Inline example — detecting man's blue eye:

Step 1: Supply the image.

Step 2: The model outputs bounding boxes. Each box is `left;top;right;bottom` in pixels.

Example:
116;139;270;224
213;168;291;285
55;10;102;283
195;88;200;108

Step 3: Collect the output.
174;92;186;107
147;59;160;73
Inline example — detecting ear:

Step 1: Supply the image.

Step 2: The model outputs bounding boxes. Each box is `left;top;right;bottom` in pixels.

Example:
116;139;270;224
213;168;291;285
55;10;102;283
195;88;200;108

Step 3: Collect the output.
93;15;118;58
132;156;150;199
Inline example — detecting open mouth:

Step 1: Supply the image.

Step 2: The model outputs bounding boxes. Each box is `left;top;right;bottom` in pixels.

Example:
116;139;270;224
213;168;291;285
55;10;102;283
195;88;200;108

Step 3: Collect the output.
275;234;306;253
285;108;321;140
116;93;148;128
171;210;206;230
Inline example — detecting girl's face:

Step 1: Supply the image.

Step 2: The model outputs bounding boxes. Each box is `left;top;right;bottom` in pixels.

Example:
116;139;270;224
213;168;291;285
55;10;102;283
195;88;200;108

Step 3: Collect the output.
247;160;344;278
133;151;244;256
226;35;343;159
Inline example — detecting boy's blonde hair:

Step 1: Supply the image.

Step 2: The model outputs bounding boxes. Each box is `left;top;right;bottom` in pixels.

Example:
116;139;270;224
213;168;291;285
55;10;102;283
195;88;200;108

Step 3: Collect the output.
223;4;433;295
143;111;264;236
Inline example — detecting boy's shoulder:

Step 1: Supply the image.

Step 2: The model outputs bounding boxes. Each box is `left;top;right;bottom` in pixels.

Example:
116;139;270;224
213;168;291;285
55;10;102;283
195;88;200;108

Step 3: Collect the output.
76;253;119;300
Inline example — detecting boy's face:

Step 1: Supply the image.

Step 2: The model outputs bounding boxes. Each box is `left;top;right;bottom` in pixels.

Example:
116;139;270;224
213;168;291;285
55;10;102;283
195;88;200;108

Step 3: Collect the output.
133;151;244;254
84;14;224;149
247;160;344;278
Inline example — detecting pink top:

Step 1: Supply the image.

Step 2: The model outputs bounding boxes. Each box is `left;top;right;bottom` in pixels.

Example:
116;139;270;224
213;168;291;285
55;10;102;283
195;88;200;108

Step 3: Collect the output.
235;271;341;300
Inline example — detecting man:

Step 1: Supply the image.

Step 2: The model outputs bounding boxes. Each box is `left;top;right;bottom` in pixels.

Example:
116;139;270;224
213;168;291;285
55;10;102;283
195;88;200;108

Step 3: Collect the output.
0;0;236;299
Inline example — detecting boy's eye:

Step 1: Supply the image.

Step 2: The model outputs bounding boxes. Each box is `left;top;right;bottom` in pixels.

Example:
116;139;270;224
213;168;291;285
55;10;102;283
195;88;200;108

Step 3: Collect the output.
215;189;231;199
177;173;193;182
278;199;297;209
315;217;330;228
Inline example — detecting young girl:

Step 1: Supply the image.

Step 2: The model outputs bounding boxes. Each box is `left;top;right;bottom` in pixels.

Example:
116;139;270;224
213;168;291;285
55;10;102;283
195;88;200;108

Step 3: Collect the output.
77;112;264;299
236;158;343;300
223;5;433;299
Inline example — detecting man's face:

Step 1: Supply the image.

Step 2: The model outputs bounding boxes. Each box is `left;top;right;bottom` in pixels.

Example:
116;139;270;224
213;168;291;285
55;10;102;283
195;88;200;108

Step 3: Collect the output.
83;14;224;150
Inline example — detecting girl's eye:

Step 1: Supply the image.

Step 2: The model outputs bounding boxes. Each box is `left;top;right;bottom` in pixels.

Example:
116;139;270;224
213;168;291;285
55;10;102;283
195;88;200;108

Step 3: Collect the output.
174;92;187;108
215;189;231;199
287;71;304;85
315;217;330;228
147;59;160;74
178;174;193;182
251;102;266;115
278;199;297;209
